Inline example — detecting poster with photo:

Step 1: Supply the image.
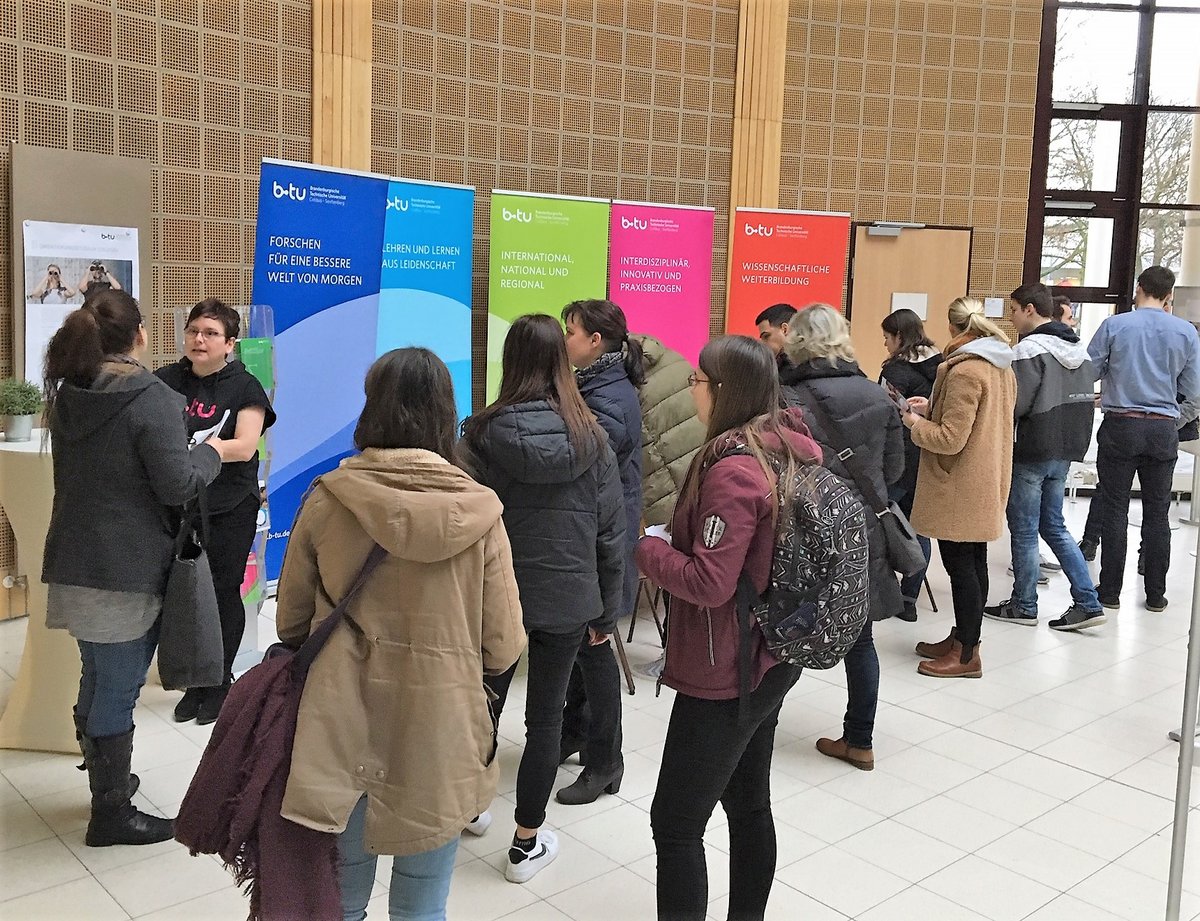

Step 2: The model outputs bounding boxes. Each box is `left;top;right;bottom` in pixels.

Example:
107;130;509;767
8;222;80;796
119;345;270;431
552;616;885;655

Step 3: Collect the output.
22;221;139;384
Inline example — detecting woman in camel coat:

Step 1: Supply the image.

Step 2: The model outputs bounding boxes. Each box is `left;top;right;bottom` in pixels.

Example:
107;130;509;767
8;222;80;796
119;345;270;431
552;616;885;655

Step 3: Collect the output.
904;297;1016;680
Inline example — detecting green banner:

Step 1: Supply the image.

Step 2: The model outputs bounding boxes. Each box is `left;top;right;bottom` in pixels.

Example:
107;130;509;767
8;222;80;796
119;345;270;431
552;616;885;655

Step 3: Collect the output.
487;191;610;399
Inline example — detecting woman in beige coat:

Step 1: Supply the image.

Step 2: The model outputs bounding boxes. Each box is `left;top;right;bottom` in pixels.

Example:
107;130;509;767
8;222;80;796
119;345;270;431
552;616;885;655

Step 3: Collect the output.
275;348;525;921
902;298;1016;680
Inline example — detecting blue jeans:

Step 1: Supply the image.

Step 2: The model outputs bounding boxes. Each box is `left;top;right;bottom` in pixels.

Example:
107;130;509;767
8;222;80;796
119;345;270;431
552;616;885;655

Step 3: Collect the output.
842;619;878;750
337;796;458;921
1007;460;1101;615
76;622;159;738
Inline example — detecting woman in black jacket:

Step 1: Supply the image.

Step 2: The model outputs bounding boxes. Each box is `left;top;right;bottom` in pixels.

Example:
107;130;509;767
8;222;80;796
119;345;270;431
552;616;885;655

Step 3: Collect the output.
459;314;626;885
556;299;644;805
880;308;943;620
781;304;904;772
42;290;226;847
157;299;276;725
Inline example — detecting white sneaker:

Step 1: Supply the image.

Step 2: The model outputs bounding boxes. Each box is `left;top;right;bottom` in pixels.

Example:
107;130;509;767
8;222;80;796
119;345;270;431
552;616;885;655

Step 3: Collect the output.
505;828;559;883
463;811;492;837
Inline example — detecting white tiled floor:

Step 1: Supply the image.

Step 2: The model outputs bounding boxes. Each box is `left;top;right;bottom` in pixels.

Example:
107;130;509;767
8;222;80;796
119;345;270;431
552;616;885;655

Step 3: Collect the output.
4;497;1200;919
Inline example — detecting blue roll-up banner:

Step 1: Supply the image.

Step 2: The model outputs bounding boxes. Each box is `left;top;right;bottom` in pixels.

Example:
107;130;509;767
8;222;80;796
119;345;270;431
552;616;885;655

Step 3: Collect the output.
253;159;474;581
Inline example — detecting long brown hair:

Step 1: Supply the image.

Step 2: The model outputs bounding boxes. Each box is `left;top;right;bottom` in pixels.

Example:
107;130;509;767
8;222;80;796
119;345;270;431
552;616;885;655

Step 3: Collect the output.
354;348;458;461
464;313;603;453
881;308;935;363
43;289;142;423
677;335;810;519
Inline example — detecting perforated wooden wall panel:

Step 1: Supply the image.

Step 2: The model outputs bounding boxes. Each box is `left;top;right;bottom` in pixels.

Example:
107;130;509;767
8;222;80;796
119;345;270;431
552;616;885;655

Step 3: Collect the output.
0;0;312;585
781;0;1040;324
370;0;741;406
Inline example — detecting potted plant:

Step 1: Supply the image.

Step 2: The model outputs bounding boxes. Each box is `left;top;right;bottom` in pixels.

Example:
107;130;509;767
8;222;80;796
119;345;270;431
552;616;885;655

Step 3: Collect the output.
0;378;43;442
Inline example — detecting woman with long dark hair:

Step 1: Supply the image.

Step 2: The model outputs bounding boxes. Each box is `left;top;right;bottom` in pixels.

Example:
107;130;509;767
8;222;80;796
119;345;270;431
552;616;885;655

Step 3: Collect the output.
42;289;226;847
276;348;525;921
879;308;942;621
636;335;822;921
557;298;643;804
459;314;626;884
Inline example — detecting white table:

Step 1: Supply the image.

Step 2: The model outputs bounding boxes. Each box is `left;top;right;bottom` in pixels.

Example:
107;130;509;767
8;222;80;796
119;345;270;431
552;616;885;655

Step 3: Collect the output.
0;431;80;753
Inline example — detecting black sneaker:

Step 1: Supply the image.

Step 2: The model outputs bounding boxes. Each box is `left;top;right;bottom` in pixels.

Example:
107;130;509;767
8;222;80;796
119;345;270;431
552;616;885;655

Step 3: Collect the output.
1049;605;1106;631
1099;595;1121;610
1147;597;1168;613
1079;539;1098;562
983;599;1037;626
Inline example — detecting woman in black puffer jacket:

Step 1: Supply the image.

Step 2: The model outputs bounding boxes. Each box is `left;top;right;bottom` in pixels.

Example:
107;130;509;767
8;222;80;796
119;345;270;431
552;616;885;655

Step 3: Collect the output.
459;314;626;885
880;308;943;620
780;304;904;773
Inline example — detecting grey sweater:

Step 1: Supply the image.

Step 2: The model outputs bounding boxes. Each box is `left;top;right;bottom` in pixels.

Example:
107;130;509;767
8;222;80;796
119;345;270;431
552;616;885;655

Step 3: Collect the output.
42;358;221;598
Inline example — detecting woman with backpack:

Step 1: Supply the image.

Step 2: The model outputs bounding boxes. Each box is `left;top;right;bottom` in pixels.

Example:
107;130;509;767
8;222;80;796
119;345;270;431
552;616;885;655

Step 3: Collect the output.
275;348;526;920
780;304;905;773
636;335;821;921
906;297;1017;679
459;314;626;884
556;298;643;804
880;308;943;621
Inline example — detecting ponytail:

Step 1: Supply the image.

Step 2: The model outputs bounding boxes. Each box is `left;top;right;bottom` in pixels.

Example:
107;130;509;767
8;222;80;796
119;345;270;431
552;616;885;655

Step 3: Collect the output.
561;298;646;386
947;296;1009;346
43;290;143;422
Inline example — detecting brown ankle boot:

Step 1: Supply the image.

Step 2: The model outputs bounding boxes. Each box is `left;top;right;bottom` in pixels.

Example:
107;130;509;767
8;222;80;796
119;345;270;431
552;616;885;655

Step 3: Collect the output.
915;628;957;659
917;643;982;679
815;737;874;771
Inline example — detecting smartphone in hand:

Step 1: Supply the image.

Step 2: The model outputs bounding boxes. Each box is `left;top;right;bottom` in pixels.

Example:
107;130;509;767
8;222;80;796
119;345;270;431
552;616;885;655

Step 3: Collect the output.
882;379;911;414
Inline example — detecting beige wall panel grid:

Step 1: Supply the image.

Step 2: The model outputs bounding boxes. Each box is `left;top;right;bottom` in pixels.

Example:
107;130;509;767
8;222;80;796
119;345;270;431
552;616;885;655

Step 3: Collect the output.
0;0;313;585
781;0;1040;332
370;0;741;406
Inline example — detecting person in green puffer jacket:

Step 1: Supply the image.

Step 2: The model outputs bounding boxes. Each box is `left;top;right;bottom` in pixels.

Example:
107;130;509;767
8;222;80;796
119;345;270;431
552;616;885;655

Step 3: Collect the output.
634;334;707;527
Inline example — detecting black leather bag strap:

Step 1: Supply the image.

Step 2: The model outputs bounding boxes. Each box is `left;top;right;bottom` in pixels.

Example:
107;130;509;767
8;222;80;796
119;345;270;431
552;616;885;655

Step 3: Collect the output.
791;385;889;516
291;543;389;678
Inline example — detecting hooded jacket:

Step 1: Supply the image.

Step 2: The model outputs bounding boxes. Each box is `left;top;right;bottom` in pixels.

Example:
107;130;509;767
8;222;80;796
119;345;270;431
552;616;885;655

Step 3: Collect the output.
910;337;1017;543
578;354;643;614
781;358;906;621
881;347;944;498
276;448;526;856
460;401;627;634
1011;321;1096;463
155;357;276;513
42;358;221;595
635;409;822;700
633;335;707;527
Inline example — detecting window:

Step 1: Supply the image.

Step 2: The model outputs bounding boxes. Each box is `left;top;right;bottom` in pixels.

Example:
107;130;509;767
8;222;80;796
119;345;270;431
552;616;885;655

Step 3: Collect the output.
1026;1;1200;312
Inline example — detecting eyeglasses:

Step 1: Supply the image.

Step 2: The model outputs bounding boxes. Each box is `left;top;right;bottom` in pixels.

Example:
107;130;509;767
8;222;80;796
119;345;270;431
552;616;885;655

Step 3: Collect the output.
184;327;226;341
687;373;710;388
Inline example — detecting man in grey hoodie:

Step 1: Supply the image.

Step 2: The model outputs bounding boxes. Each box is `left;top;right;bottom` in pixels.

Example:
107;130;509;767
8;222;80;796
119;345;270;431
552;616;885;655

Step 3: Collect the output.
985;282;1105;631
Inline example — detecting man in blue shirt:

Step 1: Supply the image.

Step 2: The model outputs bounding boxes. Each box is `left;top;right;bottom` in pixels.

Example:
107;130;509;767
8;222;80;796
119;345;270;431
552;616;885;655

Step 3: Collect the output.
1088;266;1200;612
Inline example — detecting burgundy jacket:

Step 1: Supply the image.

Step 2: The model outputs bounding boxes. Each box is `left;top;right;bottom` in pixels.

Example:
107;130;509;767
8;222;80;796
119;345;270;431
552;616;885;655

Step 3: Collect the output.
635;409;822;700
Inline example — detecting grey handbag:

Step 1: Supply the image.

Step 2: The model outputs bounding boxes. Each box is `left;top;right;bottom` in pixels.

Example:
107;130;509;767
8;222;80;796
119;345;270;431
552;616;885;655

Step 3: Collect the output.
158;494;224;690
793;386;928;578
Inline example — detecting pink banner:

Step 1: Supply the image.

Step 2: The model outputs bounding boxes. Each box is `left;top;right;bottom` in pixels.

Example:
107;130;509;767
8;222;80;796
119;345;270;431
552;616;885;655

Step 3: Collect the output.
607;202;714;365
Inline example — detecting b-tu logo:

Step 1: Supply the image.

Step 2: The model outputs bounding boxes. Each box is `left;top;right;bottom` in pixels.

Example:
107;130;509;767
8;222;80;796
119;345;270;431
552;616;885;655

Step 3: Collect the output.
386;197;409;211
502;207;532;223
272;180;307;201
744;223;773;237
621;216;648;230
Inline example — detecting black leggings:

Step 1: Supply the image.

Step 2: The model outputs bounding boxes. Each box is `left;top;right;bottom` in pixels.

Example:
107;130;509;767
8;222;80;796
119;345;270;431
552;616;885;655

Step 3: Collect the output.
937;539;988;656
203;494;261;684
651;664;800;921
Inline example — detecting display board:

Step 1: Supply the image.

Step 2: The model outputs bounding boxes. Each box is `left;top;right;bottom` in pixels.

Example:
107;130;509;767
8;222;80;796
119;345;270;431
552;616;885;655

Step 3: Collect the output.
725;208;851;335
608;201;714;366
487;190;610;399
253;159;473;581
846;224;973;380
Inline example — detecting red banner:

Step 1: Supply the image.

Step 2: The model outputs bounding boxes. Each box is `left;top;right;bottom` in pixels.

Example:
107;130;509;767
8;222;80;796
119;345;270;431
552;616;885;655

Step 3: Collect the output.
725;208;851;336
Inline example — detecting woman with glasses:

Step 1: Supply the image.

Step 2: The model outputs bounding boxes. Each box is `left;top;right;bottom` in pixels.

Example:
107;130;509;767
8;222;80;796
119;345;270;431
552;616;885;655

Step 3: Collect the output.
43;289;228;847
156;299;276;724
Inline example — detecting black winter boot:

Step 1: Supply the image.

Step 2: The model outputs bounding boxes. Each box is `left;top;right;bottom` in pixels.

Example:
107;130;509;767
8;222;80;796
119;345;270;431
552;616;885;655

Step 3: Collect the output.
82;730;173;847
73;710;139;798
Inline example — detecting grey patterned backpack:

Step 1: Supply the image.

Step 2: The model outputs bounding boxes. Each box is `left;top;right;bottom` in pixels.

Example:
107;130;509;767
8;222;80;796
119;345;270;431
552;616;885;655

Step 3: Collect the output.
735;460;871;676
